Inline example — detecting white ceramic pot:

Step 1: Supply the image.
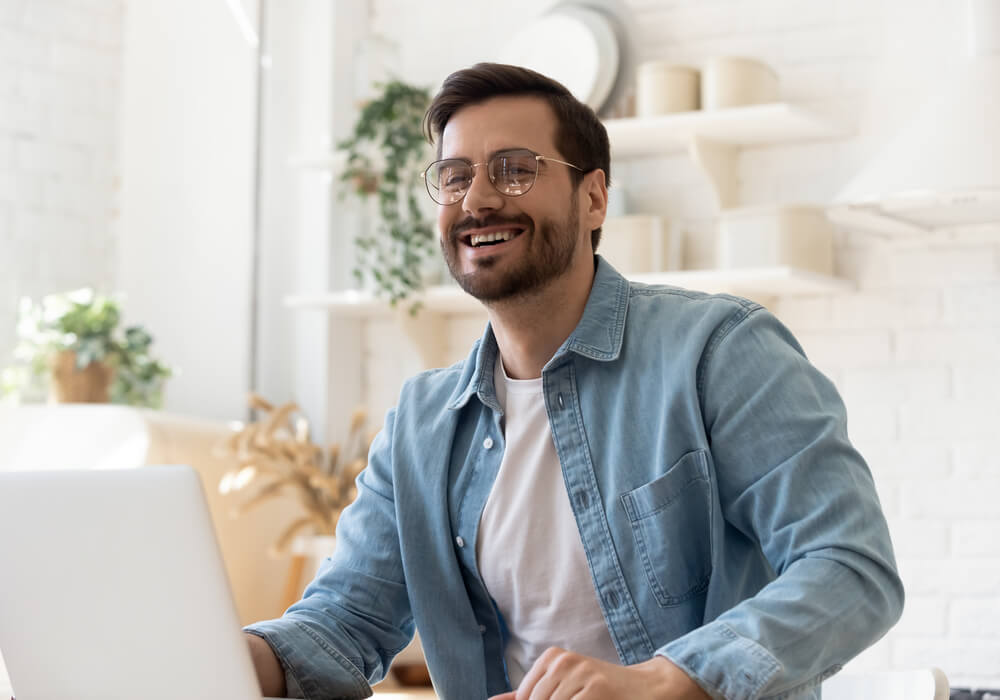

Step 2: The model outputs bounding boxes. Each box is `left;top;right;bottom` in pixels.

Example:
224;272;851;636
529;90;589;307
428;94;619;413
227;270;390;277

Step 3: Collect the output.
716;205;833;275
701;57;779;110
636;61;700;116
599;216;670;274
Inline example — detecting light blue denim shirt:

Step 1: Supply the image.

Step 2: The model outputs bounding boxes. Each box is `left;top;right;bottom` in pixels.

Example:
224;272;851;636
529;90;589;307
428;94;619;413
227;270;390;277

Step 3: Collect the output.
246;257;903;700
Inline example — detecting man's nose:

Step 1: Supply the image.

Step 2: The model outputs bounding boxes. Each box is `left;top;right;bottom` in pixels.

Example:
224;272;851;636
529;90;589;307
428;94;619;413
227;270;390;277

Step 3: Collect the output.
462;165;503;217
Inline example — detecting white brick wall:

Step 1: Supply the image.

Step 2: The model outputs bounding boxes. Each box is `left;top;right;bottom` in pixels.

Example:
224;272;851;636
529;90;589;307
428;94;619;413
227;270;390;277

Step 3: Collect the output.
364;0;1000;689
0;0;123;365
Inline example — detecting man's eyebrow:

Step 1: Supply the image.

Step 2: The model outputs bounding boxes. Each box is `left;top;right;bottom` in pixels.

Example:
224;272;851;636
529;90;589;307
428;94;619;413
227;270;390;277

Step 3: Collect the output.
488;146;531;160
440;146;531;163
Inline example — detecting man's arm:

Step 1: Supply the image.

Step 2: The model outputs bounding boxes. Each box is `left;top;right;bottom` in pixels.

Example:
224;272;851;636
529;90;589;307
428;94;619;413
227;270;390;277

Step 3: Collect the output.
661;306;904;698
245;632;287;697
241;407;415;697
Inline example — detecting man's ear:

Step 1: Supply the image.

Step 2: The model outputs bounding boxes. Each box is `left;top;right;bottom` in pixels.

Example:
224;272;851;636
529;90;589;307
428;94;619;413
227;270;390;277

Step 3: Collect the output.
582;168;608;232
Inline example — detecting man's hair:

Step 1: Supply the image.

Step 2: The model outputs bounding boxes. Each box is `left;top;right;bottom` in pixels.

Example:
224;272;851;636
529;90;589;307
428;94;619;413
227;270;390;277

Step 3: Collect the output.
424;62;610;251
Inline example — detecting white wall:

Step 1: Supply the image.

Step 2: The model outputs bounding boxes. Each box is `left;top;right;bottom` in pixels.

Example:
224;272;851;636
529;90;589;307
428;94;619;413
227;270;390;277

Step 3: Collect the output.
0;0;124;367
116;0;258;420
255;1;371;443
352;0;1000;689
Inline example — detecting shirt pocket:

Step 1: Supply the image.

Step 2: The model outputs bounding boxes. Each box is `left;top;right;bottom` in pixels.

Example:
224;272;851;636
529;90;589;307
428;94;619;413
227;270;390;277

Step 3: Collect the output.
620;449;713;607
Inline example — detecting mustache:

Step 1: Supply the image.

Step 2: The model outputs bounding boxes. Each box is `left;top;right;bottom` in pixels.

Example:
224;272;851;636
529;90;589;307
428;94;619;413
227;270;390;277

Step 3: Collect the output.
448;214;533;241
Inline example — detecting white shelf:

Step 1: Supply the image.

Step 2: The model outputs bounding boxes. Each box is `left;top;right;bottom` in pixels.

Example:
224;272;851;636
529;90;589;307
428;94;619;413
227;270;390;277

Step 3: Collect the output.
631;267;853;296
286;286;477;317
289;104;848;174
604;103;848;158
286;267;853;317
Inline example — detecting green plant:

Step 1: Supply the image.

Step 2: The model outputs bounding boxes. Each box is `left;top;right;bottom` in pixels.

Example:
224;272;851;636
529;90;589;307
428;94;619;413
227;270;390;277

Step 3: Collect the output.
337;80;436;312
1;288;173;408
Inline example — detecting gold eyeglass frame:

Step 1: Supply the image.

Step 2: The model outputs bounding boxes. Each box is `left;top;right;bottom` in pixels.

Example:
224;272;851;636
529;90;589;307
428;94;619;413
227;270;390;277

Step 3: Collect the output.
420;148;584;205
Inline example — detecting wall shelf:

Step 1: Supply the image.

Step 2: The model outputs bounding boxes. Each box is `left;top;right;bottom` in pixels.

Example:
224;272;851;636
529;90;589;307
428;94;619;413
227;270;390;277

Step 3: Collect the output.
285;266;852;318
290;104;847;174
605;103;849;208
604;103;849;158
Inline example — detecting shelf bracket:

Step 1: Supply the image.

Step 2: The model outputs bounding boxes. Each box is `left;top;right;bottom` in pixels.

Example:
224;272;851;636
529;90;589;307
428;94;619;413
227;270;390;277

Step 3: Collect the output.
394;307;450;369
688;135;738;210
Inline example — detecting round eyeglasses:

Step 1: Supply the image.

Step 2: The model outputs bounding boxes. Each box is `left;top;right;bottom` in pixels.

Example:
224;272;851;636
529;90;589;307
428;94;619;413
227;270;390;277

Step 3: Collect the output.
420;148;583;205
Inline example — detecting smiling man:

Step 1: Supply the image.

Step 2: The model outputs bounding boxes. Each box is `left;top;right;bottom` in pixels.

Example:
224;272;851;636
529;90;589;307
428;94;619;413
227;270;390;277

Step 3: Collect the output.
244;63;903;700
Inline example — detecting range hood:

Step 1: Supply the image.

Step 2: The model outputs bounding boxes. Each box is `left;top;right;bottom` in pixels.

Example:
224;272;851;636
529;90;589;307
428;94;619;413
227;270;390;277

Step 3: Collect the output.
831;0;1000;235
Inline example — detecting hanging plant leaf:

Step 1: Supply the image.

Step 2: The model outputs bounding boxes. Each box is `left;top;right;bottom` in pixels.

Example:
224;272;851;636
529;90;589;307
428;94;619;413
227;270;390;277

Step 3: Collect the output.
336;79;435;314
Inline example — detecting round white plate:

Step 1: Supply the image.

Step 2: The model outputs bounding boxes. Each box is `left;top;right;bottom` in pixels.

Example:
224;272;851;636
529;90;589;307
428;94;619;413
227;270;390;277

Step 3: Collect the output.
498;5;620;112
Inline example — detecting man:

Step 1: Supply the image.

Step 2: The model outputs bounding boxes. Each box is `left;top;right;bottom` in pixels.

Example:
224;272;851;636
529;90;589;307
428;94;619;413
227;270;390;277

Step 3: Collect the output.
245;63;903;700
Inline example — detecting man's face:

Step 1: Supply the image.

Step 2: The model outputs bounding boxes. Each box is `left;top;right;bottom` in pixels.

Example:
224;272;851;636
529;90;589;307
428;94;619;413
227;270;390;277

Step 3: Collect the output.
436;96;589;302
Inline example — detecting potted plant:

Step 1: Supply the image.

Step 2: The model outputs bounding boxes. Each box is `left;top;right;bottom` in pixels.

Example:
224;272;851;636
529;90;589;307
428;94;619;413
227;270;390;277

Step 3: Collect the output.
217;393;373;556
1;288;173;408
337;79;437;312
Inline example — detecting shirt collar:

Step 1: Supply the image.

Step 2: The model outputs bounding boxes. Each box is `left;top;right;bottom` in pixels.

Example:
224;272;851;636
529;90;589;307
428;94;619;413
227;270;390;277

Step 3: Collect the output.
446;256;629;411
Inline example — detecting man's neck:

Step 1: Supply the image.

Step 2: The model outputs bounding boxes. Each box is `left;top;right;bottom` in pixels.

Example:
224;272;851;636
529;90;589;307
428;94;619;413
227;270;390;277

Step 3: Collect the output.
486;258;596;380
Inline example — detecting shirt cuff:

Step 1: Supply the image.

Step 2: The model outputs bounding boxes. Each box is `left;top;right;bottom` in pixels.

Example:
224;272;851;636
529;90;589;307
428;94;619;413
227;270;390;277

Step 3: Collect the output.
245;618;373;700
659;621;782;700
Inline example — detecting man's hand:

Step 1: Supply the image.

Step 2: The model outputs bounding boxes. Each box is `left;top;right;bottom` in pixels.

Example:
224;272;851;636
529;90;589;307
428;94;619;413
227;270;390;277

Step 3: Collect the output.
488;647;710;700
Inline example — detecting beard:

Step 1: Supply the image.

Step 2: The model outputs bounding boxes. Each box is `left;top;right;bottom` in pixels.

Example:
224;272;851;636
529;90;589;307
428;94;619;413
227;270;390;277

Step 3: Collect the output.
441;191;581;303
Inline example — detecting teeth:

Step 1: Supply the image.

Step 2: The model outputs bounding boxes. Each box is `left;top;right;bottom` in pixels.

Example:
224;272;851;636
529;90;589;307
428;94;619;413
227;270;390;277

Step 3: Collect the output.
470;230;517;247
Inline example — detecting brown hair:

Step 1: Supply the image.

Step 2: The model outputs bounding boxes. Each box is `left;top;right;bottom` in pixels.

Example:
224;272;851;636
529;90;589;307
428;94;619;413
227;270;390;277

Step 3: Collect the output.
424;62;610;251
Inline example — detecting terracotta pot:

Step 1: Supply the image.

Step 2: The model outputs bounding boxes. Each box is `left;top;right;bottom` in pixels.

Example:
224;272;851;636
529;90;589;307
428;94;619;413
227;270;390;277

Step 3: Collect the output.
48;350;115;403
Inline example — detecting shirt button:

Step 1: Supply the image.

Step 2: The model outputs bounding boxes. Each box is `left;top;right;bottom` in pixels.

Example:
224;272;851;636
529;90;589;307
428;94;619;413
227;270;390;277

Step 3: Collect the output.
483;437;494;449
455;536;465;548
478;624;487;634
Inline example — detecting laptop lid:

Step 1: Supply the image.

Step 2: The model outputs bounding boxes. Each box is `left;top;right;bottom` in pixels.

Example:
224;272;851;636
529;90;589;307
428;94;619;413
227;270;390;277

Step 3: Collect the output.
0;465;265;700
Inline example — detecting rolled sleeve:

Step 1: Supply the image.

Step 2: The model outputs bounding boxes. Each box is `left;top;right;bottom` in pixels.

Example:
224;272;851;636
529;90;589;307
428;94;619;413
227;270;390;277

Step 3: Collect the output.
244;621;370;699
660;620;782;700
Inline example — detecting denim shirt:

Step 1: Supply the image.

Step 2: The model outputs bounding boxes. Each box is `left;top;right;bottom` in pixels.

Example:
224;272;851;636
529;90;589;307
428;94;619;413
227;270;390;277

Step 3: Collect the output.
246;257;903;700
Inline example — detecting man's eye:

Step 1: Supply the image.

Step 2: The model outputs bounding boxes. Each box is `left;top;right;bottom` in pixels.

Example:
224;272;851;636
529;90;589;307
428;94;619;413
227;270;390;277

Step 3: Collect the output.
443;175;471;189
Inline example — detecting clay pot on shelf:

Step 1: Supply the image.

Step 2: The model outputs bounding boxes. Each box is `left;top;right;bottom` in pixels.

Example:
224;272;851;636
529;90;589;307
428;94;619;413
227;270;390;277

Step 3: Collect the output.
48;350;114;404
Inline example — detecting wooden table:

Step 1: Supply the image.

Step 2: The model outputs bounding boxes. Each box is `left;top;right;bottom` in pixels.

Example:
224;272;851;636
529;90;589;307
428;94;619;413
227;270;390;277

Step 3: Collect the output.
371;675;437;698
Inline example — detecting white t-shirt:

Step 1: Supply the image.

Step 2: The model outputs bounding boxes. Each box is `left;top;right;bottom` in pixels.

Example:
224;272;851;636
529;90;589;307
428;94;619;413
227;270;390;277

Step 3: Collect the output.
476;356;619;687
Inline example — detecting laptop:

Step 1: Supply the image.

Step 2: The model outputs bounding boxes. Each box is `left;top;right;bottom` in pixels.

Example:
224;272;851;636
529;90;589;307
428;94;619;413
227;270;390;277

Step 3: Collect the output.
0;465;282;700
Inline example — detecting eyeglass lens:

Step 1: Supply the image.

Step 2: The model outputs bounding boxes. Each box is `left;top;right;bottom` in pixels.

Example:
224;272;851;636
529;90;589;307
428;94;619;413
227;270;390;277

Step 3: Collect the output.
426;149;538;204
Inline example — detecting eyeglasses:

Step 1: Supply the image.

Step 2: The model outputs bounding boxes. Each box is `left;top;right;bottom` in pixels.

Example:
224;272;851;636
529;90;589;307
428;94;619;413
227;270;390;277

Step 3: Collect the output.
421;148;583;205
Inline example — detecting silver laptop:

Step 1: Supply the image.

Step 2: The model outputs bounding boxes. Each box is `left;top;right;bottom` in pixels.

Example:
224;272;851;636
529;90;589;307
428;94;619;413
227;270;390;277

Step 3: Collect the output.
0;466;280;700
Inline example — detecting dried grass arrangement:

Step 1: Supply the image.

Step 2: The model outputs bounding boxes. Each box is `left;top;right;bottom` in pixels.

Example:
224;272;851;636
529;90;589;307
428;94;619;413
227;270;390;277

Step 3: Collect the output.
217;393;373;555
